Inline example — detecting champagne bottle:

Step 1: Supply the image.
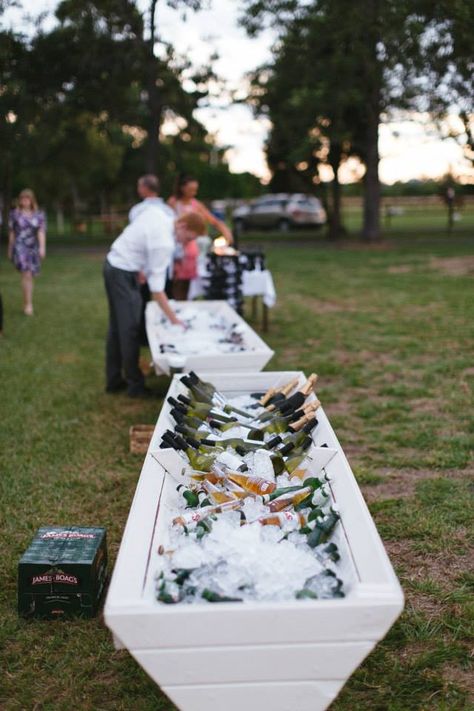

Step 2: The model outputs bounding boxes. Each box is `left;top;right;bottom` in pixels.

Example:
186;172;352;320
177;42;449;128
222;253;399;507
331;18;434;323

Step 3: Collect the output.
177;393;252;420
256;375;318;420
251;411;314;438
181;371;227;407
180;374;214;404
275;374;318;416
209;418;256;433
266;437;312;475
247;415;294;437
169;408;209;431
267;418;317;449
258;394;319;424
161;431;218;471
175;424;209;441
200;436;268;453
258;377;300;407
169;397;238;424
284;437;314;474
171;409;247;437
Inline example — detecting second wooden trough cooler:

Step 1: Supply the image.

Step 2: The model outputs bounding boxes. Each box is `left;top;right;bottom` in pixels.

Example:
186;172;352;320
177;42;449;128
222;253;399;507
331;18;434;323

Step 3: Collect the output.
145;300;274;375
104;372;404;711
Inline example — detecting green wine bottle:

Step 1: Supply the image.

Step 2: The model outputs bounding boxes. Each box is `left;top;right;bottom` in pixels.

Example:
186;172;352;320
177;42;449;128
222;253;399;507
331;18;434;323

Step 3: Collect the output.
306;509;340;548
267;418;317;449
284;437;313;474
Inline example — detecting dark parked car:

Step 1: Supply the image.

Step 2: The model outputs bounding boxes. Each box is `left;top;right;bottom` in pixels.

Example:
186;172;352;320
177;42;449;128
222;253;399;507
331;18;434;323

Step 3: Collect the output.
232;194;326;235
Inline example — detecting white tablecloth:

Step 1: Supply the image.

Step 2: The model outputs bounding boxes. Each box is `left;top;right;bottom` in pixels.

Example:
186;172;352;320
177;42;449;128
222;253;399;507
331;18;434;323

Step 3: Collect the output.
188;266;277;308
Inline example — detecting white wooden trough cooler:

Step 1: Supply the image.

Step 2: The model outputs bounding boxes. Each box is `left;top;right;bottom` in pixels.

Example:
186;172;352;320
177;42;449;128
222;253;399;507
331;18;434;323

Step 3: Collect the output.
104;372;404;711
145;300;274;375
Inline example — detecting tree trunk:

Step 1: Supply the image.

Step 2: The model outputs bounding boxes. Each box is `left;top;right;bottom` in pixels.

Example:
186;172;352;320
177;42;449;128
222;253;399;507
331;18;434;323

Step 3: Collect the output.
328;144;343;240
1;151;13;244
361;0;381;241
55;203;65;235
145;0;161;174
362;109;380;241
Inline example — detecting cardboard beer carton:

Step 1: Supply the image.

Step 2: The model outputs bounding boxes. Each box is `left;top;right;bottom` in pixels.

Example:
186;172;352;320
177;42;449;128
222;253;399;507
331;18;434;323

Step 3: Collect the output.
18;526;107;619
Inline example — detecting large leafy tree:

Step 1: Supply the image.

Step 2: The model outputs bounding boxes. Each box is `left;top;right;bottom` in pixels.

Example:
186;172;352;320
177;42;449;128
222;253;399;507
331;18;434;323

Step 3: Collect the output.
241;0;474;240
249;12;366;238
0;13;35;238
1;0;244;226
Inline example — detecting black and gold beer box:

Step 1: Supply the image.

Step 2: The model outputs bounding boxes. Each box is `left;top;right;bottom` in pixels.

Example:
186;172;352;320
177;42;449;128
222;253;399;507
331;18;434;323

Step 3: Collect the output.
18;526;107;619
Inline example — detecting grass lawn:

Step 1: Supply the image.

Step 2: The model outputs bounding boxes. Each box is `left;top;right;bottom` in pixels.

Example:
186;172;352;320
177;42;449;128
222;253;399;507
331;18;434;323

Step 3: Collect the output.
0;234;473;710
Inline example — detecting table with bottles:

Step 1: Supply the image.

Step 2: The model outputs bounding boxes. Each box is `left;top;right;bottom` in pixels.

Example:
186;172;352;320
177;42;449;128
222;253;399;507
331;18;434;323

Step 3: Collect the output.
105;370;403;711
145;300;274;375
187;250;276;329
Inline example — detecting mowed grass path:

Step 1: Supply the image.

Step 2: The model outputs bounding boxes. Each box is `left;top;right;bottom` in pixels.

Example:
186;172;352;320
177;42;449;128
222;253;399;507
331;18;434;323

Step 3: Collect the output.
0;236;473;710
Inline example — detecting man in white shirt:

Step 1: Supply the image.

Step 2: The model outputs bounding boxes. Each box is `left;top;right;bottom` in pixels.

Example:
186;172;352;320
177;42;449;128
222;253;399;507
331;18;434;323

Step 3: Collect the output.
104;180;181;397
128;174;173;223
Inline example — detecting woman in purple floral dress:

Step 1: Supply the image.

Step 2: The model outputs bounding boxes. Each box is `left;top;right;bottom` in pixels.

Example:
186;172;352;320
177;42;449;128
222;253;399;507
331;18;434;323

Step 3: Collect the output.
8;189;46;315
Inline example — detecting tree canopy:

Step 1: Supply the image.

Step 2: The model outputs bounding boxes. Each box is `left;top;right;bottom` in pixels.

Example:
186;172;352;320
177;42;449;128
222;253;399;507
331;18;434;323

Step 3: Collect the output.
0;0;260;234
241;0;474;239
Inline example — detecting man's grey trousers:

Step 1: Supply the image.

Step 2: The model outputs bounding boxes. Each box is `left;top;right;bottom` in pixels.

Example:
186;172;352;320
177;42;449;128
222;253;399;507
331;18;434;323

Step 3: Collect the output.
103;260;145;395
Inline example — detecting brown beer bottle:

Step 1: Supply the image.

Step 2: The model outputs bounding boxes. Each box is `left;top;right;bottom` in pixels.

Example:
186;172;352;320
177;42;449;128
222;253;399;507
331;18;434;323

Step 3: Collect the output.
258;511;307;529
267;485;313;512
227;472;276;495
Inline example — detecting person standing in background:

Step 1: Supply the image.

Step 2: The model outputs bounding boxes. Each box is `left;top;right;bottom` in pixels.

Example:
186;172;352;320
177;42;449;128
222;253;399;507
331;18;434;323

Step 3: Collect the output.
8;189;46;316
104;190;181;398
172;211;207;300
168;174;233;300
129;174;169;223
129;174;176;343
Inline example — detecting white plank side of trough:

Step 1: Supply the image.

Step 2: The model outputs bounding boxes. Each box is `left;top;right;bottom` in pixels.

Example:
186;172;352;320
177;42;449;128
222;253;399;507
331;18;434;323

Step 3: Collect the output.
313;406;404;593
193;370;307;394
105;598;403;650
161;679;345;711
145;300;274;374
131;640;374;685
112;634;126;651
104;452;165;609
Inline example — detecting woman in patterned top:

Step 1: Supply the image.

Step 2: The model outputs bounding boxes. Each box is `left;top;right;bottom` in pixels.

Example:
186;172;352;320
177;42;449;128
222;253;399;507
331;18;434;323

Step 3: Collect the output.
8;189;46;316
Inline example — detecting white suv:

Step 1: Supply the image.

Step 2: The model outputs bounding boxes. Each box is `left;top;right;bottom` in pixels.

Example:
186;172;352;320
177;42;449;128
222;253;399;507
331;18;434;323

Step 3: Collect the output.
232;193;326;235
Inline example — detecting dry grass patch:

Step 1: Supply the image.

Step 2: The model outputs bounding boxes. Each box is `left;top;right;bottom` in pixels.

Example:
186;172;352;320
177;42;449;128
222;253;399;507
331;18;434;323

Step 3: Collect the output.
388;264;414;274
54;352;81;364
386;538;472;591
430;255;474;276
361;469;469;503
443;665;474;701
288;293;359;313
